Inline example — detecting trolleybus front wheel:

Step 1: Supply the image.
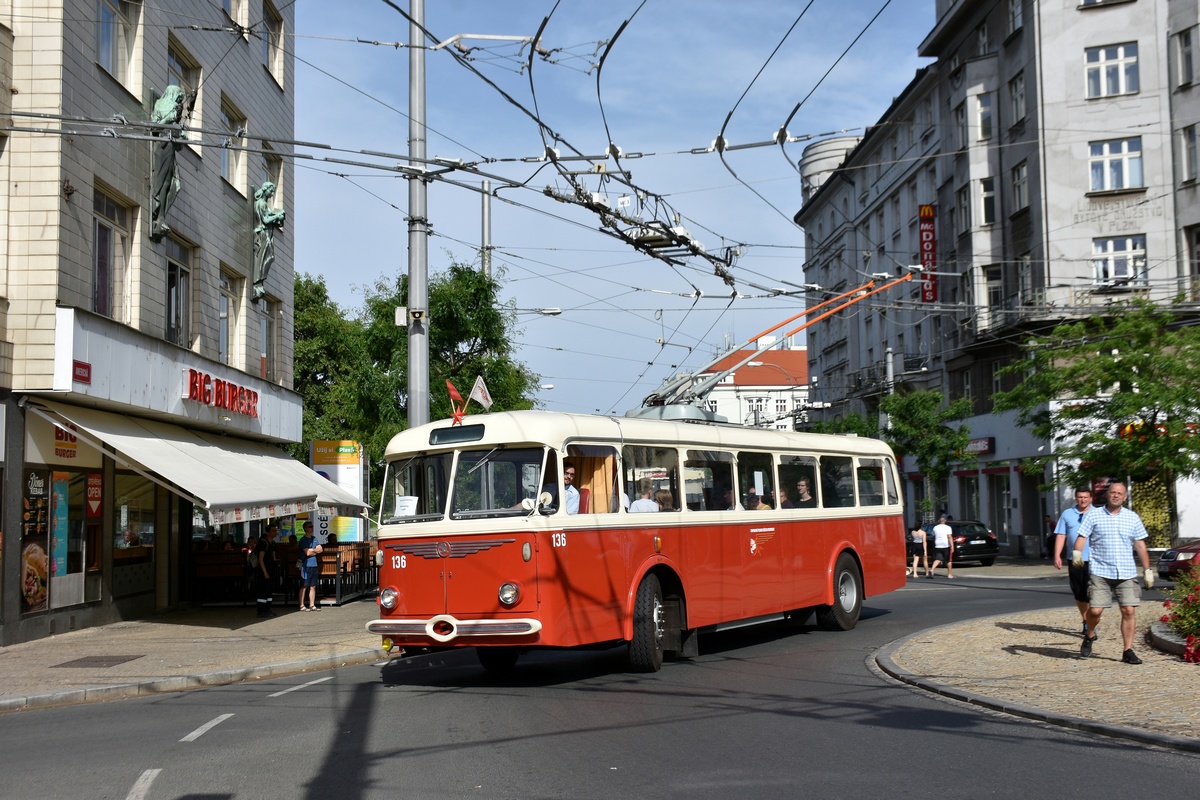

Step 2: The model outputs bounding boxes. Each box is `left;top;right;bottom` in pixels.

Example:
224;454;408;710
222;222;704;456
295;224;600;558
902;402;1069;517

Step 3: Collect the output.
476;646;520;675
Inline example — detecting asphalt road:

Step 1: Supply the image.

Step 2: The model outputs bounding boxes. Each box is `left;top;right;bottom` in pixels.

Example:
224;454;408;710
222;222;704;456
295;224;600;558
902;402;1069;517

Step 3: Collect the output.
4;574;1196;799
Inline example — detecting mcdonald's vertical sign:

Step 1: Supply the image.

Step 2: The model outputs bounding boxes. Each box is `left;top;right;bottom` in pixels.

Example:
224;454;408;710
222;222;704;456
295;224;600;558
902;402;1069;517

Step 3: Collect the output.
919;204;937;302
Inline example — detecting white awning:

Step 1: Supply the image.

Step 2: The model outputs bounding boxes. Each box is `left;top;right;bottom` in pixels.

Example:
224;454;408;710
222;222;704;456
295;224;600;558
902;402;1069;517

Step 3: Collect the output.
27;400;368;525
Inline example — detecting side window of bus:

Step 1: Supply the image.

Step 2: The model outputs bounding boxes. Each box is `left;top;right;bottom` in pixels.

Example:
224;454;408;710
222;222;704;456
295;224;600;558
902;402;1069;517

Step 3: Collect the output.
737;451;776;510
820;455;855;507
621;445;680;513
856;459;887;506
684;450;735;511
566;444;621;514
779;455;819;509
883;458;900;504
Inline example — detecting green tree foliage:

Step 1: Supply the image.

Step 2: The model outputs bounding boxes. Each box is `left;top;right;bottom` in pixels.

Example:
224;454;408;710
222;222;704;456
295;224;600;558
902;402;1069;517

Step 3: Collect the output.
878;389;974;513
992;299;1200;488
290;275;368;459
808;412;878;439
293;262;540;500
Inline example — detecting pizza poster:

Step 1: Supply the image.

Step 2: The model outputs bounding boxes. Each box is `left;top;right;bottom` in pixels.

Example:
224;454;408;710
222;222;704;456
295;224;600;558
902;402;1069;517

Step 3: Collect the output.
20;468;50;613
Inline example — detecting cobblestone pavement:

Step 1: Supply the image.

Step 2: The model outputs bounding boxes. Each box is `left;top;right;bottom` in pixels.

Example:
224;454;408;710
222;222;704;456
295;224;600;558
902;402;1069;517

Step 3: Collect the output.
878;602;1199;751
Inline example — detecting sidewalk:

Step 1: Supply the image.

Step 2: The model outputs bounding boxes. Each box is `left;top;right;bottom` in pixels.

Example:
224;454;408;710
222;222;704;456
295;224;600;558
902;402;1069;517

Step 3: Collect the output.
0;599;386;713
879;558;1200;753
2;559;1197;756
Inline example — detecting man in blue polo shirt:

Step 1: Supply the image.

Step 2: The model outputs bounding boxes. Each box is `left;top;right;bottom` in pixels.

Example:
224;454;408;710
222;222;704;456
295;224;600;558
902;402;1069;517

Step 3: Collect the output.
1072;481;1154;664
1053;487;1099;637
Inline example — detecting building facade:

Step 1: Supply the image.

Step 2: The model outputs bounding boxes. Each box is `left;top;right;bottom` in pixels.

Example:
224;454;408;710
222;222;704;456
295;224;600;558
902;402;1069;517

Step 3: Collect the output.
796;0;1200;553
701;346;810;430
0;1;358;646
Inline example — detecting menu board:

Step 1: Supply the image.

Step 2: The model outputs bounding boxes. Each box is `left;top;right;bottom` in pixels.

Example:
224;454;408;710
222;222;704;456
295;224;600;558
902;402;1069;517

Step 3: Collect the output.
20;469;50;613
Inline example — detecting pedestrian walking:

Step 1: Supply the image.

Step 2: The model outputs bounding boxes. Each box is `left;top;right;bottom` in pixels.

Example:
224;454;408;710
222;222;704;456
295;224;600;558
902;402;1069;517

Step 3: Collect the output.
1053;488;1098;637
1073;481;1154;664
297;520;322;611
928;514;955;578
907;520;928;578
255;523;278;618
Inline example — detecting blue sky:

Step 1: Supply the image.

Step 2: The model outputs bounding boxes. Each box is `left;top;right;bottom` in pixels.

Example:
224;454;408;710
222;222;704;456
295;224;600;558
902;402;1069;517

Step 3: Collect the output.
292;1;934;415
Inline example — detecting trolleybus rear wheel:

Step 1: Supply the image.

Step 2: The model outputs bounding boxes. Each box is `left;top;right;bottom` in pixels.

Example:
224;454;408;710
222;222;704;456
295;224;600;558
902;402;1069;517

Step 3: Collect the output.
628;574;665;672
815;553;862;631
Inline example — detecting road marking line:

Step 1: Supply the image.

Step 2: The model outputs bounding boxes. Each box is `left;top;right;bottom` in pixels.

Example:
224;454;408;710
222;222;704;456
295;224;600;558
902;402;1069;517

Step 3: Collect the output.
180;713;234;742
268;676;333;698
126;769;161;800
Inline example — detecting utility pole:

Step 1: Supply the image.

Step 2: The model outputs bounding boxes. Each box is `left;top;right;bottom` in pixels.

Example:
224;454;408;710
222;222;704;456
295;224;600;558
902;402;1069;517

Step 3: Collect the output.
406;0;430;428
481;180;491;279
880;345;894;432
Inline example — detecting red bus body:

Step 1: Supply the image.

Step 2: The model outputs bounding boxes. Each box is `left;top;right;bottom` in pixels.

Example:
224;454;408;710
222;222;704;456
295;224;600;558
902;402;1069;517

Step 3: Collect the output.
367;411;905;670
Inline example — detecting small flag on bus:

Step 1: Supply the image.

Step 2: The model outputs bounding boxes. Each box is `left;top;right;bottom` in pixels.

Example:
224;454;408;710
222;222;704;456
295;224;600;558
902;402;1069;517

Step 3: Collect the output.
469;376;493;409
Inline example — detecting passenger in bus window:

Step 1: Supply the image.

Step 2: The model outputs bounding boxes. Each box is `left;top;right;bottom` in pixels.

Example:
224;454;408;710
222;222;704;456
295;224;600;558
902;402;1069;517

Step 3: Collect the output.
745;489;762;510
761;492;776;510
777;487;795;509
795;477;818;508
655;489;676;512
629;478;659;512
722;487;736;510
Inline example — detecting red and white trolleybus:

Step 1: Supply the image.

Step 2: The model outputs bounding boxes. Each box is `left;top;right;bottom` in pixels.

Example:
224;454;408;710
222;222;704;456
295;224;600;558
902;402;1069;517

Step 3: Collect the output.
366;409;906;673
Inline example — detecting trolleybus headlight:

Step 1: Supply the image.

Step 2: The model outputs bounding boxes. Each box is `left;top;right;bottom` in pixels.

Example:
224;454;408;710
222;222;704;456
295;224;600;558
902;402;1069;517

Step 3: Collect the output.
379;587;399;610
498;582;521;606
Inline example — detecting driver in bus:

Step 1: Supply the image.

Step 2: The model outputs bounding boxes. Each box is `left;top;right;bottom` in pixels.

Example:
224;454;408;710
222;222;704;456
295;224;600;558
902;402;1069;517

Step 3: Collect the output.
541;460;580;514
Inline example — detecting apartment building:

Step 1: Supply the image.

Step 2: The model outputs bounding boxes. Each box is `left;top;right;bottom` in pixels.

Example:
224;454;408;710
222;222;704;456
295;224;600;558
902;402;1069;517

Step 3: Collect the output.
0;2;361;646
795;0;1200;553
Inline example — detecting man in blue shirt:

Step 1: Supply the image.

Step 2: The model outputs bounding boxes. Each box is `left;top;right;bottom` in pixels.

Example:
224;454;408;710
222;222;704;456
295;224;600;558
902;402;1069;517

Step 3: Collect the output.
1053;488;1098;637
1072;481;1154;664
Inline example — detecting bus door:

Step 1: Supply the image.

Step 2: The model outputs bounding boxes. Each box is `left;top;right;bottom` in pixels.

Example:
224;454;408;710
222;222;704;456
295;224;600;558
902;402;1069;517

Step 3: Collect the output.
737;451;784;617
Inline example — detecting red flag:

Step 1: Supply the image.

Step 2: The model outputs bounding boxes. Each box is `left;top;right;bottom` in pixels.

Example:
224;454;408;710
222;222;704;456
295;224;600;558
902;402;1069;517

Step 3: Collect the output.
446;380;464;404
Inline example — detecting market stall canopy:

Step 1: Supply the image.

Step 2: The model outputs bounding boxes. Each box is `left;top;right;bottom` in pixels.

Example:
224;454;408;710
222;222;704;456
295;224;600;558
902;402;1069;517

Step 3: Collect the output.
26;399;368;524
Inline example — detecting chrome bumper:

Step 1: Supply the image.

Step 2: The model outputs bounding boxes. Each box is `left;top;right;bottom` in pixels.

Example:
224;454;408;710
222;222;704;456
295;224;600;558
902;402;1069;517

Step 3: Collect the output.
366;613;543;643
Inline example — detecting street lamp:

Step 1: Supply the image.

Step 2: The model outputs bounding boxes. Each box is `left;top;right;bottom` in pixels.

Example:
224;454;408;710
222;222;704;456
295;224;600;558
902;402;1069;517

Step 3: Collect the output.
515;308;562;316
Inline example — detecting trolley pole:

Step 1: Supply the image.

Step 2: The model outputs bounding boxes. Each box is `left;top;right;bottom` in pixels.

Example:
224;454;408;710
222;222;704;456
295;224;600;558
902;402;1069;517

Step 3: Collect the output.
406;0;430;428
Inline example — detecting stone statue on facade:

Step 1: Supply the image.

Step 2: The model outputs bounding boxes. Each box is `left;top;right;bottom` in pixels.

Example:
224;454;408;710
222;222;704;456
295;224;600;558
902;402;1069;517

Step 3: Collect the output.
149;85;187;241
252;181;286;302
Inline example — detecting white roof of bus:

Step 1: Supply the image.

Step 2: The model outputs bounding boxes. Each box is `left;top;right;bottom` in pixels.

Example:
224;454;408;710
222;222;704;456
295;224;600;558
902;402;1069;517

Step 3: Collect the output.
383;410;895;460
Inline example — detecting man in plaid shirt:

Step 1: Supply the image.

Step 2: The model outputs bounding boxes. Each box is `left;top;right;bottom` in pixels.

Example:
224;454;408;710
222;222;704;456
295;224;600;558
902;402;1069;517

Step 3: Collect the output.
1072;481;1154;664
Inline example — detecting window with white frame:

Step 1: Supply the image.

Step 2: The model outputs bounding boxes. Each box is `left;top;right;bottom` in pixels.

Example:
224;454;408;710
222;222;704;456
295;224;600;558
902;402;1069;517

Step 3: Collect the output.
1011;161;1028;210
1092;235;1147;285
167;38;201;153
1008;72;1025;122
93;187;130;319
97;0;136;85
985;266;1003;309
956;185;970;233
259;302;277;381
976;23;989;56
219;269;239;366
706;399;718;413
1018;253;1032;302
164;236;192;347
980;177;996;225
1189;227;1200;299
954;103;967;149
977;93;993;140
1183;125;1198;182
1086;43;1139;98
222;0;246;32
261;146;283;199
262;0;284;85
776;398;787;415
1089;137;1143;192
219;96;247;193
1008;0;1023;34
1180;29;1194;87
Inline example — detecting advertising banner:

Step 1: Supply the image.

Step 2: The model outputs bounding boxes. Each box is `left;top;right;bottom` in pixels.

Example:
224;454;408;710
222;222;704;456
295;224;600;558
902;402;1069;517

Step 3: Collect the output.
20;469;50;613
311;440;364;541
919;204;938;302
